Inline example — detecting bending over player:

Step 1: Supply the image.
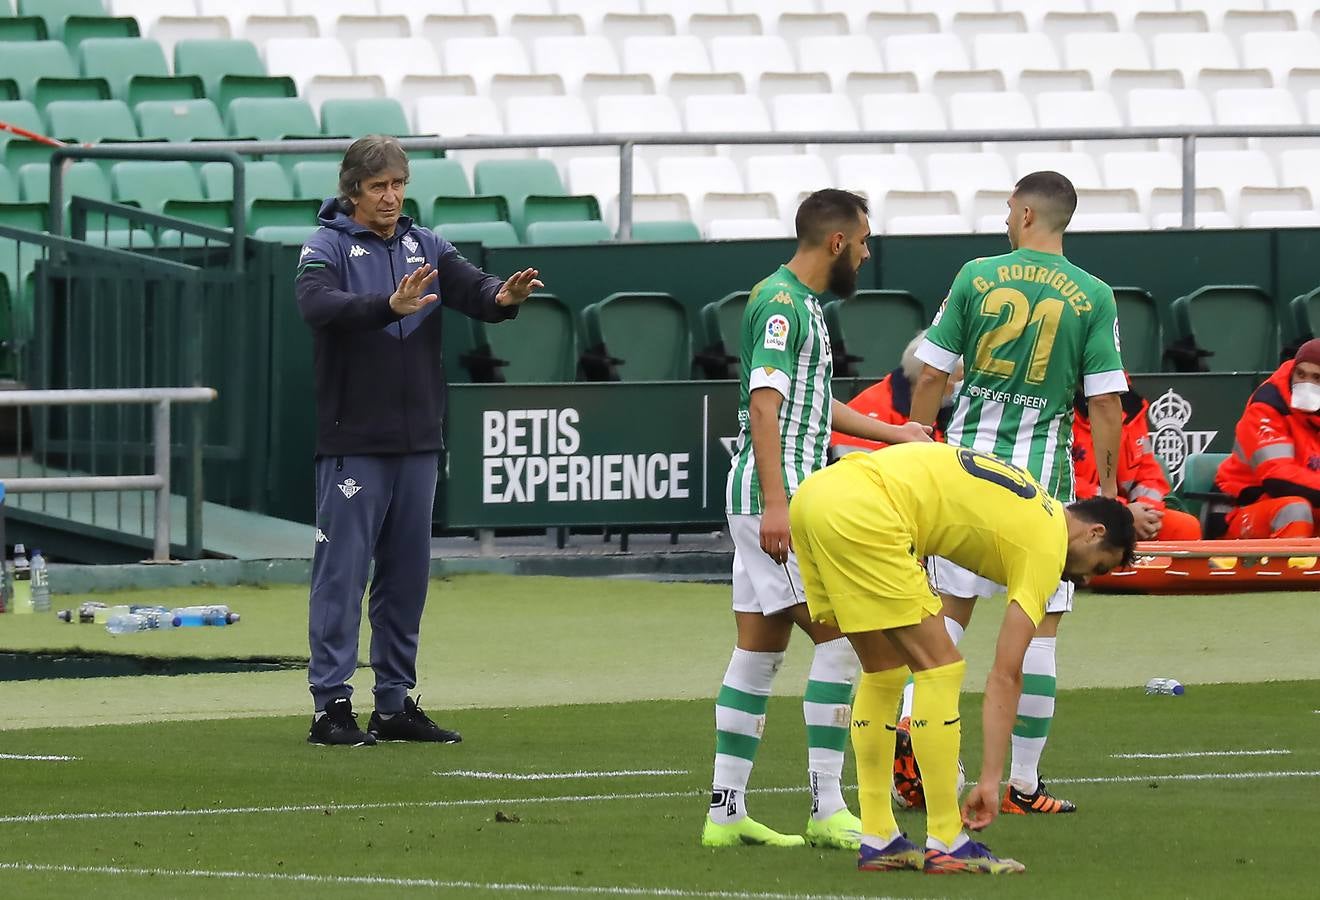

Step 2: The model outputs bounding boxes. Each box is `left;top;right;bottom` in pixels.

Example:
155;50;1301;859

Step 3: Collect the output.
789;442;1135;875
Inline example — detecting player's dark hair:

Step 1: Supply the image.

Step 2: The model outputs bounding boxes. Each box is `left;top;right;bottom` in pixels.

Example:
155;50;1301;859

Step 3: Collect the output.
795;189;868;245
338;135;410;212
1066;497;1138;566
1013;170;1077;232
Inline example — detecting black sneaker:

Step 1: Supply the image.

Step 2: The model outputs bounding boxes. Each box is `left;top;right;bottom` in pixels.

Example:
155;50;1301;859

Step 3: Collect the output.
368;695;462;743
308;697;376;747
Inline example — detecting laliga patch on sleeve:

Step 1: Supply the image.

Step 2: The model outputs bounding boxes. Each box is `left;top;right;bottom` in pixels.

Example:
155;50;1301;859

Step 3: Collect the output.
932;295;949;326
764;314;790;351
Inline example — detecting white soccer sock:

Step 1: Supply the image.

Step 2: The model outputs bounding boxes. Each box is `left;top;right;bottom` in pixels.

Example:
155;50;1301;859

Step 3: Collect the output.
1010;636;1057;794
926;832;970;853
711;647;784;823
899;617;965;721
804;637;860;820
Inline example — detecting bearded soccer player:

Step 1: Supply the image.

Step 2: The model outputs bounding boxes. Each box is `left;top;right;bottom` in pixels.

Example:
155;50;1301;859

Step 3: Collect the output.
897;171;1161;816
790;443;1136;874
703;189;931;851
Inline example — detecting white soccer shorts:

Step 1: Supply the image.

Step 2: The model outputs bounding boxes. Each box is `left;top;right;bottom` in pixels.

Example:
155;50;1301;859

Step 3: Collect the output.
728;513;805;616
926;556;1074;614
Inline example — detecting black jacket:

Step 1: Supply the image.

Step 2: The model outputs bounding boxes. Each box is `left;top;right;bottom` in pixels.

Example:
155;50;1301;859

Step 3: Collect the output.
295;199;516;456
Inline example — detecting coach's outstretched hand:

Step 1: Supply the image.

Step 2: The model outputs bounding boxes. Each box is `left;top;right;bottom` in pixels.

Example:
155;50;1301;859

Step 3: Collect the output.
496;268;545;307
390;263;440;315
962;780;999;831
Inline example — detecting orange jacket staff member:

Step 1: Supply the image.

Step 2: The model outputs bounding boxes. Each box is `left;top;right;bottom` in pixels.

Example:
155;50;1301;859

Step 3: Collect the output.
1072;388;1201;541
830;330;961;455
1214;339;1320;538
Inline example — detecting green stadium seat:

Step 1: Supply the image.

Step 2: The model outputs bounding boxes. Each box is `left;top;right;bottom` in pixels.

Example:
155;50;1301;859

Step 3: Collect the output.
291;160;339;200
696;290;749;379
473;159;601;239
434;221;519;248
823;290;927;379
0;79;18;101
17;0;111;40
1171;285;1279;372
0;202;48;231
62;14;139;49
135;98;225;142
319;98;409;137
82;227;154;248
630;220;700;242
2;139;60;171
174;40;295;111
582;292;690;382
0;100;41;153
44;98;138;143
17;160;111;205
247;198;319;233
405;158;470;213
1290;287;1320;342
111;159;202;213
80;38;202;105
224;97;317;140
432;195;510;227
525;219;612;245
252;224;317;244
467;294;576;383
0;167;15;202
200;161;293;203
1112;286;1164;374
0;16;46;42
0;40;109;104
160;198;232;230
1178;451;1232;533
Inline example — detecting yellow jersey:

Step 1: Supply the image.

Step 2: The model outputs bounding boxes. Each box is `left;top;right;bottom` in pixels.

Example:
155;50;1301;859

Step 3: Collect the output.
842;442;1068;624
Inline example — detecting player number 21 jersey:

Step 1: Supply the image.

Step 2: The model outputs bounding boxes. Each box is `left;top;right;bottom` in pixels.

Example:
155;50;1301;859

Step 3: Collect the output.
727;266;833;516
916;248;1125;500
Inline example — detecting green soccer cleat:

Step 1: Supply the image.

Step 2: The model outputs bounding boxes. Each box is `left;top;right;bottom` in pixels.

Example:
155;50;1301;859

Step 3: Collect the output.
701;815;807;848
805;808;864;850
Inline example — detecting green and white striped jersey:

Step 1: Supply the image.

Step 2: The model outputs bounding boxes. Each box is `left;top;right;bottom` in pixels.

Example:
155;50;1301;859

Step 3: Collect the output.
916;248;1126;501
726;266;834;515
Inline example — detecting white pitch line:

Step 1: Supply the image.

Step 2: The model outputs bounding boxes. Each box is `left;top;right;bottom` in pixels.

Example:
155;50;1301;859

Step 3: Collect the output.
0;754;80;761
1111;750;1292;760
0;863;892;900
5;771;1320;825
435;769;689;781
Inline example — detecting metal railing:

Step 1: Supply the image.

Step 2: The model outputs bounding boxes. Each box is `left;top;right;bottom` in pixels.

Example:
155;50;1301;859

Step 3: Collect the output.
46;124;1318;239
0;388;216;561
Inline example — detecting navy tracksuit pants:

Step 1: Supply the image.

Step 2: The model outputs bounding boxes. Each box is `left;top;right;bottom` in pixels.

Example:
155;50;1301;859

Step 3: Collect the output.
307;452;439;713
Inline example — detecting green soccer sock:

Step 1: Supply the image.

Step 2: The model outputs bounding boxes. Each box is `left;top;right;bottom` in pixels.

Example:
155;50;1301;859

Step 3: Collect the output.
803;637;859;820
710;647;783;824
1010;637;1056;793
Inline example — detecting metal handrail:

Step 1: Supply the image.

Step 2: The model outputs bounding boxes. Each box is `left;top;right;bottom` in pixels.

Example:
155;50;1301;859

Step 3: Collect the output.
0;388;217;561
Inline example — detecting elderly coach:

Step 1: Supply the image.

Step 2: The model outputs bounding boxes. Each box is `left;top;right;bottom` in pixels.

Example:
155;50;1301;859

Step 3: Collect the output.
297;135;542;747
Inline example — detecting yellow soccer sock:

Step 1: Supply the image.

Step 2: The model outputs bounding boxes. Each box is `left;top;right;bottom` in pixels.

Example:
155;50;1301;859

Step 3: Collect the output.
910;659;968;847
851;666;908;842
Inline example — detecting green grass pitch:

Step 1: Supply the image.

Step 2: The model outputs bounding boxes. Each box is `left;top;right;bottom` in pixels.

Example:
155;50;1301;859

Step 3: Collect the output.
1;575;1318;898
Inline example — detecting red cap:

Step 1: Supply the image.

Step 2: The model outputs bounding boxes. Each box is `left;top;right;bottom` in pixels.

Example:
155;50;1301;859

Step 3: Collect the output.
1295;338;1320;368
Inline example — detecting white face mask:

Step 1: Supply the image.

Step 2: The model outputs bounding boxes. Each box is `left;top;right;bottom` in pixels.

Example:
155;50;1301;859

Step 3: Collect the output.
1291;381;1320;413
943;380;964;409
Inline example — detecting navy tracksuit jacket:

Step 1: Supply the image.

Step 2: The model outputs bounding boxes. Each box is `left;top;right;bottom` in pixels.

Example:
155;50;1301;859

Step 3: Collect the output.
296;199;517;712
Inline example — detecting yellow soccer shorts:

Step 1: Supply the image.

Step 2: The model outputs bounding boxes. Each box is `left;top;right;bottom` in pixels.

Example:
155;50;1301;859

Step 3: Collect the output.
789;460;942;634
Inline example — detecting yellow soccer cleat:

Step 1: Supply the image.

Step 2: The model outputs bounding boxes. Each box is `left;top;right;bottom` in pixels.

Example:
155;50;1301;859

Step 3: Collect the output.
701;815;807;848
805;808;863;851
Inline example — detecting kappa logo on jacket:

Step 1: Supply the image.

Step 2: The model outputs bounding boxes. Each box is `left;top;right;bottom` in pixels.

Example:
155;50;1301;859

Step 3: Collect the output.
338;478;363;499
349;245;370;258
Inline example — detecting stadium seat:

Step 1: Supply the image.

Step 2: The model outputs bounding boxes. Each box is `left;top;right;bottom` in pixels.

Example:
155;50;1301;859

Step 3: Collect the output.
195;0;270;34
290;160;339;201
1171;285;1278;372
685;12;761;42
442;37;532;92
224;97;318;140
655;156;744;222
251;224;318;244
413;96;502;137
467;293;576;383
621;36;711;90
835;155;924;222
972;33;1060;87
744;154;832;230
247;198;320;232
1152;33;1239;86
431;195;511;227
768;92;861;140
0;40;110;105
532;36;620;94
134;98;225;142
319;98;409;137
1013;151;1103;189
44;98;139;143
684;94;781;161
286;0;361;34
707;35;795;93
1034;89;1130;154
880;190;966;234
241;15;319;49
1238;187;1315;228
1112;286;1165;373
1102;150;1182;212
581;292;690;381
925;151;1013;212
949;11;1028;48
0;100;44;155
435;221;520;248
263;38;354;95
0;15;47;43
111;159;204;213
858;93;948;159
883;34;972;89
174;39;296;111
948;91;1046;154
824;290;927;379
796;35;884;92
350;38;442;98
696;290;748;379
504;95;596;159
525;219;613;245
565;156;655;221
1213;88;1303;146
0;201;48;232
1290;287;1320;342
200;161;294;203
1279;150;1320;212
629;219;700;241
1195;150;1279;218
1241;31;1320;87
18;0;116;40
1041;11;1120;48
0;168;16;203
142;17;231;68
556;0;644;33
1150;187;1233;230
473;159;599;238
593;95;683;158
79;37;203;104
859;11;939;44
1178;452;1229;522
398;158;474;218
706;218;789;239
63;15;141;49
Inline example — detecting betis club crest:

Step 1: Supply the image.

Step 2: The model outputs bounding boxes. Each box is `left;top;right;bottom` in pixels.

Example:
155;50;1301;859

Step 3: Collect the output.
1148;389;1217;489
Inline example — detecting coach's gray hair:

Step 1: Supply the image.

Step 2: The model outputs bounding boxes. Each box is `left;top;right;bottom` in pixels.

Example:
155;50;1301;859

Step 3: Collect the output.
900;330;929;383
338;135;409;211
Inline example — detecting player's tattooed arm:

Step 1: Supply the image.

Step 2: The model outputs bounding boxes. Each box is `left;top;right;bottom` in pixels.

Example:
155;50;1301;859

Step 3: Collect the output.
1087;393;1123;499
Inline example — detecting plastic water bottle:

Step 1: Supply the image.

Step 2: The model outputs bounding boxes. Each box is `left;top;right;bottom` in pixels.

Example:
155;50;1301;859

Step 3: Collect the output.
171;605;240;627
30;549;50;613
106;608;176;633
57;601;108;624
1145;678;1184;696
11;543;30;614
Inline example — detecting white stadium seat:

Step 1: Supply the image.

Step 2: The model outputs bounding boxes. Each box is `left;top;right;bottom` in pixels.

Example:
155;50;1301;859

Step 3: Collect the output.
1102;150;1183;211
744;153;834;229
1214;89;1302;127
533;36;621;93
287;0;364;35
244;16;319;48
622;36;712;89
700;192;780;228
444;37;532;92
414;96;503;137
353;39;441;97
1240;32;1320;87
770;93;860;134
595;94;682;133
1064;33;1151;86
1151;33;1239;86
1013;152;1104;189
1150;186;1232;229
925;151;1013;212
1195;149;1279;218
1237;186;1314;227
556;0;644;34
1280;150;1320;210
727;0;818;33
882;189;967;233
835;154;925;220
1127;88;1213;127
264;38;353;94
972;34;1060;87
708;36;797;93
706;217;792;239
884;34;972;88
655;156;745;220
796;35;885;92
